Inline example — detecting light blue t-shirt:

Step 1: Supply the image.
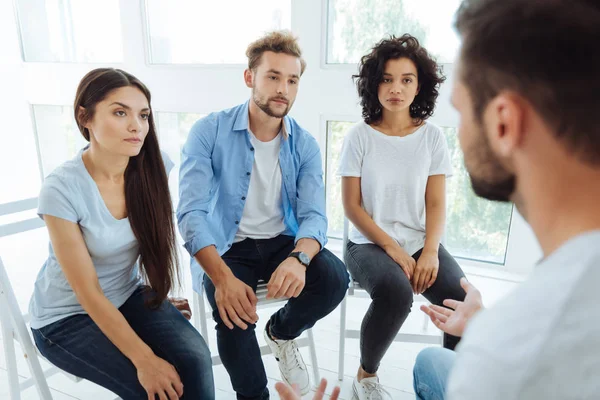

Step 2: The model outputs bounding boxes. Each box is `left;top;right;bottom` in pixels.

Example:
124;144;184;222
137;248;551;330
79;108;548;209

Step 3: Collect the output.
29;148;174;329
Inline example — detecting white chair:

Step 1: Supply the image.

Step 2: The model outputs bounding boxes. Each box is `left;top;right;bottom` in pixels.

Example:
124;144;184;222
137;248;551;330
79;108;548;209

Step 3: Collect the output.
193;278;321;385
338;217;442;381
0;197;84;400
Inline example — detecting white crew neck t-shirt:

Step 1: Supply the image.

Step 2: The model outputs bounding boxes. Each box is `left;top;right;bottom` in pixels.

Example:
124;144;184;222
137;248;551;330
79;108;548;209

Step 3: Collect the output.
448;230;600;399
337;121;453;255
234;129;286;242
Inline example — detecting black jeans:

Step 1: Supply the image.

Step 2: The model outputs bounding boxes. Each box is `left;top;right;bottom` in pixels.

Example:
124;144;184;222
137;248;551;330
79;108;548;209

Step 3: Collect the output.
203;235;349;400
32;287;215;399
345;242;466;374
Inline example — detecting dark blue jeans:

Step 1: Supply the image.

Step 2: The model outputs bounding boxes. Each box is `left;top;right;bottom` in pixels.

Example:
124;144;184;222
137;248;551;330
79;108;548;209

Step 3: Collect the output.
203;235;349;400
32;286;215;399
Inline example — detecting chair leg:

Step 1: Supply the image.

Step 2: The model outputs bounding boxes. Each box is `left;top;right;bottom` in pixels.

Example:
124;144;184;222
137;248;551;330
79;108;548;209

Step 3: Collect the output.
21;331;54;400
421;309;429;333
338;294;347;381
192;291;201;333
1;289;53;399
198;291;209;346
1;301;21;400
306;328;320;385
194;291;210;348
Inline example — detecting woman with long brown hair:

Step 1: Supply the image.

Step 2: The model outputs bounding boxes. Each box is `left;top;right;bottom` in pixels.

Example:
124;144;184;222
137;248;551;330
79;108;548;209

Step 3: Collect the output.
28;68;214;399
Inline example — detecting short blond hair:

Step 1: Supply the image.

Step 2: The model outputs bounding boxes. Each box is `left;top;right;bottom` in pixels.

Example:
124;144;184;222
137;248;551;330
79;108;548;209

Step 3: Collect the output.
246;30;306;75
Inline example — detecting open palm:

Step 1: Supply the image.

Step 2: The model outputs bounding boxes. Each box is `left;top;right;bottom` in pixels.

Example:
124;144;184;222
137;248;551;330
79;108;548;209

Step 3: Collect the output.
275;379;340;400
420;278;483;337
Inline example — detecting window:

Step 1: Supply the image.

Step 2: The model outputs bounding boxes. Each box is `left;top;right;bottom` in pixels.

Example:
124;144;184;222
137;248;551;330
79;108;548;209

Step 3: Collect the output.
325;121;513;264
325;121;350;240
32;105;86;177
442;127;513;264
145;0;291;64
326;0;461;64
15;0;123;62
31;107;204;173
155;112;205;165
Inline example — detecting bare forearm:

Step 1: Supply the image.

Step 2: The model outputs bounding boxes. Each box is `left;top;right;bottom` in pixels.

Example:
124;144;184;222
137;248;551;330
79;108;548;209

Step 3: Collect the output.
293;238;321;259
194;245;232;286
346;205;397;250
77;290;153;368
424;203;445;252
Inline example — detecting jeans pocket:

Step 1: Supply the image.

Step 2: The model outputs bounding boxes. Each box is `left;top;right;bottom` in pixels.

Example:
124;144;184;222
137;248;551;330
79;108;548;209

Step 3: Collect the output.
31;327;54;351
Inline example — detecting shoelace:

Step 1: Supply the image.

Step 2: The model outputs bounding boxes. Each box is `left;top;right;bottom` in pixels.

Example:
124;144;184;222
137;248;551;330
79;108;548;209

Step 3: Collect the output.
279;340;305;372
361;380;392;400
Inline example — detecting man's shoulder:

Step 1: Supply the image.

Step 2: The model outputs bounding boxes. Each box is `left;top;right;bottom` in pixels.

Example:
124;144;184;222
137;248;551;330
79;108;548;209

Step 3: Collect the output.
189;103;245;138
286;116;318;147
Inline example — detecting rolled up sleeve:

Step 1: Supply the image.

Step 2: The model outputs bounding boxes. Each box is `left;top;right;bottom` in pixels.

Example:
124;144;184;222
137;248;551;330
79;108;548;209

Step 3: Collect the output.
294;135;328;249
177;118;217;257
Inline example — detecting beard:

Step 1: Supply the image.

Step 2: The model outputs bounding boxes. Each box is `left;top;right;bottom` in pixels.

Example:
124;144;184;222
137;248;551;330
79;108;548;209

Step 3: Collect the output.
465;124;516;202
252;88;291;118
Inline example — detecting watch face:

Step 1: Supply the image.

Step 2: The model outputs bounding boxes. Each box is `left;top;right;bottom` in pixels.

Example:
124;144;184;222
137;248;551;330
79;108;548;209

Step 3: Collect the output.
298;252;310;266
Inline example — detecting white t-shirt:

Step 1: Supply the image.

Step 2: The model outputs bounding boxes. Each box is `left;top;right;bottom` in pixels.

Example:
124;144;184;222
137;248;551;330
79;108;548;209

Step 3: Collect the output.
234;129;286;242
337;121;453;256
448;230;600;399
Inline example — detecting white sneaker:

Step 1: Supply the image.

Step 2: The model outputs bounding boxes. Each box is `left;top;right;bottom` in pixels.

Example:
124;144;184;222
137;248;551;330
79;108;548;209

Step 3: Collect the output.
353;376;392;400
264;324;310;395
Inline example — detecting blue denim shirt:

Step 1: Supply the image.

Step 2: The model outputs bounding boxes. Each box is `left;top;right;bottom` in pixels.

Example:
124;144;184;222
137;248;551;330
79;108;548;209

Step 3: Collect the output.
177;101;328;290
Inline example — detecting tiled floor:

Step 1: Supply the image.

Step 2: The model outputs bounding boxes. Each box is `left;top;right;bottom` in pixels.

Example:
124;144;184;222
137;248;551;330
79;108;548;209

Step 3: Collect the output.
1;266;517;400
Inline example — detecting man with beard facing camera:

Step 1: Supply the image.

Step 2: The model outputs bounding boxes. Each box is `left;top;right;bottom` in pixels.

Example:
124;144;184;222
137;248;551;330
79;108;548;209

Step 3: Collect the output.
177;30;349;400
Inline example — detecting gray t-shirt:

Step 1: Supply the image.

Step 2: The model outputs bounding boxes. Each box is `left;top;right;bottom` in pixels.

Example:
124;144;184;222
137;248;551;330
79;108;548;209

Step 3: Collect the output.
448;230;600;399
29;148;173;329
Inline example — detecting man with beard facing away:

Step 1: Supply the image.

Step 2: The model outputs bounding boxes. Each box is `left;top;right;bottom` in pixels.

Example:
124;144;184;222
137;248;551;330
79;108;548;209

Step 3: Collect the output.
412;0;600;399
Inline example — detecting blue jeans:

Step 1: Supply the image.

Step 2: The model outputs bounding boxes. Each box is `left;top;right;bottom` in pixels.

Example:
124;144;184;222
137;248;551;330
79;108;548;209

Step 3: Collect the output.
32;286;215;399
413;347;456;400
203;235;349;400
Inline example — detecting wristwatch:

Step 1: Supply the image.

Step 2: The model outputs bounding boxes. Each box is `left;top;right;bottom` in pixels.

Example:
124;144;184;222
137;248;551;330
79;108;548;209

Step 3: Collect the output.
288;251;310;268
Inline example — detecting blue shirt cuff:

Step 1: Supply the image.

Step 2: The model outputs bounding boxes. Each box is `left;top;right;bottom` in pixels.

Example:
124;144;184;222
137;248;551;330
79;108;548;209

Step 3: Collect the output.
184;235;216;258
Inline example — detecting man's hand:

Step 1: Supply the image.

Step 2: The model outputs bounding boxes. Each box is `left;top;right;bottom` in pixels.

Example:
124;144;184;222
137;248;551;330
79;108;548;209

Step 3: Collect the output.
267;257;306;299
275;378;340;400
420;278;483;337
412;249;439;294
214;272;258;330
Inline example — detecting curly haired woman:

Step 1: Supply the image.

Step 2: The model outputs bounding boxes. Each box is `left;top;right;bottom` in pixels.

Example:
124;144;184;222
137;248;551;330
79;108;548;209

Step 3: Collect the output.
337;34;466;400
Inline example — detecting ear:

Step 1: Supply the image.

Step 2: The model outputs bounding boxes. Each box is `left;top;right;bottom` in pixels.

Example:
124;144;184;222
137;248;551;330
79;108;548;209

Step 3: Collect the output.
244;69;254;89
483;92;525;158
77;106;89;128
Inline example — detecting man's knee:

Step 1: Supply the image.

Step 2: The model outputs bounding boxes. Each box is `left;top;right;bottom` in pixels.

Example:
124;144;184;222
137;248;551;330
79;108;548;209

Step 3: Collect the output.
308;249;349;300
413;347;455;399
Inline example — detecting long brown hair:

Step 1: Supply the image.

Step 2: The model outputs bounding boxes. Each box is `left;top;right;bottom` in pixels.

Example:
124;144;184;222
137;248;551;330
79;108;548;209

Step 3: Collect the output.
74;68;179;307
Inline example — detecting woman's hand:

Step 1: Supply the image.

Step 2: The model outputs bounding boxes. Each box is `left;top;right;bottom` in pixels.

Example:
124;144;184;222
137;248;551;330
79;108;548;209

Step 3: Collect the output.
136;354;184;400
412;249;439;294
382;242;416;280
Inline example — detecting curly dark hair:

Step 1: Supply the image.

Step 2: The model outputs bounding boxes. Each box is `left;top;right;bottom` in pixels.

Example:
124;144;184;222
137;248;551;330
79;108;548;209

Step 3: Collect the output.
354;34;446;125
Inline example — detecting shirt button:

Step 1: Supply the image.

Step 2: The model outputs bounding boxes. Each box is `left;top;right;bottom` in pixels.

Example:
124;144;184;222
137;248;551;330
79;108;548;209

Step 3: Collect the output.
250;147;254;151
241;196;246;200
228;244;232;247
246;172;251;176
235;221;239;225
